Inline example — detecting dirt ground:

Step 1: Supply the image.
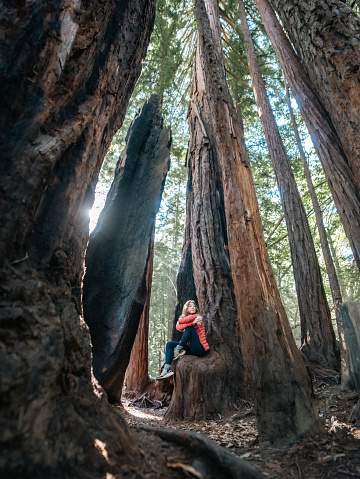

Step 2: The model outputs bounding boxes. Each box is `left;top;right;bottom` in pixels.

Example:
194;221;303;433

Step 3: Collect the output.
119;378;360;478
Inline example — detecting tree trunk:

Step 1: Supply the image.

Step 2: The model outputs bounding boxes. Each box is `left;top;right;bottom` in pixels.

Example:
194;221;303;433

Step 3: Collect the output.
169;0;321;443
124;230;155;396
270;0;360;192
0;0;156;474
254;0;360;273
238;0;338;371
284;81;351;382
83;95;171;403
165;73;245;421
341;303;360;424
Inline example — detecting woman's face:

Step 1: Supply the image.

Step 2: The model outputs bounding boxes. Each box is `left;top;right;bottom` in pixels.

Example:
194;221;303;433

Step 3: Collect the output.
188;302;196;314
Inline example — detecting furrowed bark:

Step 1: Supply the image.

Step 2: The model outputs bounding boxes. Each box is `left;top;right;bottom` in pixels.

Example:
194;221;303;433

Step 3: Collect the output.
166;66;245;421
264;0;360;272
238;0;338;371
0;0;156;475
270;0;360;190
284;81;350;383
177;0;322;443
83;95;171;403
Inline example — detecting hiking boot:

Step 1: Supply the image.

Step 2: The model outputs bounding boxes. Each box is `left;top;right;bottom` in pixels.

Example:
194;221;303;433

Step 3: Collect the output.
173;348;186;360
155;369;174;380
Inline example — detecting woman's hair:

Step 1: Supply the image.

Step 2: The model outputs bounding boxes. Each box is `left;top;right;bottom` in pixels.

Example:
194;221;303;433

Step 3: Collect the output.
180;300;200;318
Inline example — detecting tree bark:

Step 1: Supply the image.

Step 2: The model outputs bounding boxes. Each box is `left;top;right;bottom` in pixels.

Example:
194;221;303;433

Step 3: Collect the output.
341;303;360;424
0;0;156;475
239;0;338;371
83;95;171;403
170;0;321;443
254;0;360;273
284;81;351;382
124;229;155;397
165;66;245;421
270;0;360;192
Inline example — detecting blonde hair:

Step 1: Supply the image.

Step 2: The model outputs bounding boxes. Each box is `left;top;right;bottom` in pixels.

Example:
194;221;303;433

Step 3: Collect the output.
180;300;200;318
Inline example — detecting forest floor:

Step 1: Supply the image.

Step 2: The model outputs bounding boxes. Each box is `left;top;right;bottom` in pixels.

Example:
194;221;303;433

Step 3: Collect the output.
119;377;360;479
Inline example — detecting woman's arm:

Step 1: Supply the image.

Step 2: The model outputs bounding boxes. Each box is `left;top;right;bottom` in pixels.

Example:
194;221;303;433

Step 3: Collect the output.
176;314;199;331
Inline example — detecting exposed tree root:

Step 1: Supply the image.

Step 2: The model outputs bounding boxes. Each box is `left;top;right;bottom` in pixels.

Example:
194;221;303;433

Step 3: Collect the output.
128;392;171;409
138;425;264;478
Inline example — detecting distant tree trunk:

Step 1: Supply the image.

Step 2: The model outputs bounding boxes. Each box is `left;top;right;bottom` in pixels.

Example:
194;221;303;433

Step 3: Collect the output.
254;0;360;273
270;0;360;192
284;82;350;382
238;0;338;371
169;0;322;443
124;230;155;397
83;95;171;403
0;0;156;474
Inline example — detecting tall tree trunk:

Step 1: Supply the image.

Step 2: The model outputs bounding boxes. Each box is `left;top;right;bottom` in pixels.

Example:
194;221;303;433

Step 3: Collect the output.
83;95;171;403
0;0;156;474
173;0;321;443
284;81;350;382
270;0;360;192
238;0;338;371
165;80;245;420
124;230;155;396
253;0;360;273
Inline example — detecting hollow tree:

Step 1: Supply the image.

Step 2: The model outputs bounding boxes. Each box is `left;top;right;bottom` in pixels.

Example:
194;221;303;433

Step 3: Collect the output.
238;0;338;371
83;95;171;403
0;0;156;474
168;0;322;443
253;0;360;274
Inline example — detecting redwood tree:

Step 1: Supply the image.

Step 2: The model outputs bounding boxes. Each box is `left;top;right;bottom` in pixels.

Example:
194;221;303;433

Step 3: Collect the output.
168;0;322;443
0;0;156;474
284;81;350;383
165;91;245;421
238;0;338;371
0;2;268;476
125;232;154;397
271;0;360;191
264;0;360;271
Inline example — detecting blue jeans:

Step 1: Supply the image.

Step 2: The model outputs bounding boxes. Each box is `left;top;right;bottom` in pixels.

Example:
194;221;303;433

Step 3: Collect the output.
165;326;206;364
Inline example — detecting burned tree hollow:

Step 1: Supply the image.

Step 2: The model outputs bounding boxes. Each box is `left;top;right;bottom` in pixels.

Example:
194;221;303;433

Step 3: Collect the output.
83;95;171;403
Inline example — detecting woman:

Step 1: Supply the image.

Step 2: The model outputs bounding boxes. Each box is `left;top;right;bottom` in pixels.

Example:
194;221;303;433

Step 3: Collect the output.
156;300;209;379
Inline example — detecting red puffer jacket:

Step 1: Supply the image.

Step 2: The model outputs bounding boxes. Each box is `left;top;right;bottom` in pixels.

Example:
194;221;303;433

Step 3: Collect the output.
176;314;209;351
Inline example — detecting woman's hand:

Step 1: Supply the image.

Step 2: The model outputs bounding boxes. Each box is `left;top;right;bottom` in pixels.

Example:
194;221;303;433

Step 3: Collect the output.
192;315;203;325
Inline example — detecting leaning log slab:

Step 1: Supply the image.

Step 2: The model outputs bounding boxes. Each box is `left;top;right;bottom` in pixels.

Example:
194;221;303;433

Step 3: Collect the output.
341;302;360;424
83;95;171;402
